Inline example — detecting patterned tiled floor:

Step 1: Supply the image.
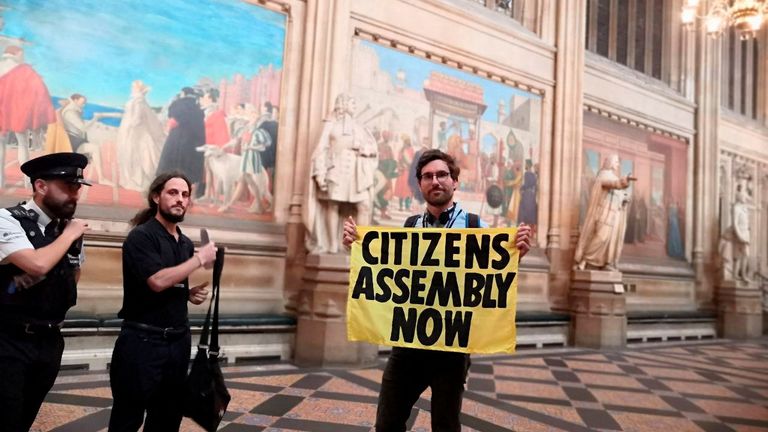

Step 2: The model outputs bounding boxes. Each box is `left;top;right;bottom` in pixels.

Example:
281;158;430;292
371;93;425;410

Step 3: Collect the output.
33;338;768;431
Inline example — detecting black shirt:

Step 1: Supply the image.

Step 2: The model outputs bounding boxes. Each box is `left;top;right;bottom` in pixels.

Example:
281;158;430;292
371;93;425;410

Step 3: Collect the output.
118;218;194;328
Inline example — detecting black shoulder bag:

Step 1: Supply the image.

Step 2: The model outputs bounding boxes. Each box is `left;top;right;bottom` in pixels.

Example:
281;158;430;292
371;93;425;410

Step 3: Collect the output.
184;247;231;431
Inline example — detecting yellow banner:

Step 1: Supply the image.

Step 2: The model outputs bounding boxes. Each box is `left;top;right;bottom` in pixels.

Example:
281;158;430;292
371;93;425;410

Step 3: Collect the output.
347;227;519;354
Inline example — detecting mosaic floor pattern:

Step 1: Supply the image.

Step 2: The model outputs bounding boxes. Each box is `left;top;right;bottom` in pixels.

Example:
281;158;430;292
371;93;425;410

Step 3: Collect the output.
33;338;768;431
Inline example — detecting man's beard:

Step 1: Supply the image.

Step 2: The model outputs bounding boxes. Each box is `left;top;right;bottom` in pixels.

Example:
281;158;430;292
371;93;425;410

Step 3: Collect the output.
159;206;186;223
424;187;453;207
42;195;77;219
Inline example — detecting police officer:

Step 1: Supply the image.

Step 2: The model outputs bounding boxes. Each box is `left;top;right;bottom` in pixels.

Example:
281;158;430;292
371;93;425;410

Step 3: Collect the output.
0;152;91;432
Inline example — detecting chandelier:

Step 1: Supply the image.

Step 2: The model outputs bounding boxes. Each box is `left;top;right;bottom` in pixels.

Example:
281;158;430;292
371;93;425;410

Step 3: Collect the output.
681;0;768;39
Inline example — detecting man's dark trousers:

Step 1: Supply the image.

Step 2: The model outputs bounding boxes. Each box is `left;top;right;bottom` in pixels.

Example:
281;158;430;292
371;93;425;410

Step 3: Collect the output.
0;327;64;432
375;347;470;432
108;326;191;432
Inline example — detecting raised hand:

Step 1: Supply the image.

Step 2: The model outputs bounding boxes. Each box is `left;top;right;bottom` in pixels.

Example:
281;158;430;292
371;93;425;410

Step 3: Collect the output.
515;224;532;259
342;216;358;248
196;242;216;270
62;219;90;242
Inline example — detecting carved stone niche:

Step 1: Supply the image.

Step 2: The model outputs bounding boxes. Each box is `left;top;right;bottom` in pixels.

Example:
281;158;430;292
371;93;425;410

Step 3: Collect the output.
569;269;627;348
716;160;762;338
293;254;378;367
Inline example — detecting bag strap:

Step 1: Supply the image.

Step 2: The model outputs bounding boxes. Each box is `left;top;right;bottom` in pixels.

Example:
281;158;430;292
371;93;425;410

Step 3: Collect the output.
466;213;480;228
404;214;420;228
210;247;226;355
198;287;213;349
196;246;226;354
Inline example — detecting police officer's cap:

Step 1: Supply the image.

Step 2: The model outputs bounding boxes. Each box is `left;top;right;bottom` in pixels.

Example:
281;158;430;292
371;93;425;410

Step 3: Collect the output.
20;153;92;186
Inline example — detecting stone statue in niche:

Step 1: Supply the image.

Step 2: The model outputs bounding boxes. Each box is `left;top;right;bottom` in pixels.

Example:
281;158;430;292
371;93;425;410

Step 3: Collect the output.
719;180;754;281
303;93;378;254
574;154;635;271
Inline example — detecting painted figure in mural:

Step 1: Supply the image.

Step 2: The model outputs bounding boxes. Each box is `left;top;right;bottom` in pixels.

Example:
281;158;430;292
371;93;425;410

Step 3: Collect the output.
484;154;503;227
44;100;75;155
116;80;167;192
666;201;684;258
574;154;634;271
218;103;273;213
0;153;91;431
394;134;416;211
226;103;249;155
504;130;525;224
0;46;56;187
60;94;112;185
201;88;230;148
624;189;648;244
304;93;378;254
199;88;231;202
156;87;206;194
518;158;538;231
374;131;398;221
259;101;279;182
407;138;430;211
504;160;523;224
436;121;448;151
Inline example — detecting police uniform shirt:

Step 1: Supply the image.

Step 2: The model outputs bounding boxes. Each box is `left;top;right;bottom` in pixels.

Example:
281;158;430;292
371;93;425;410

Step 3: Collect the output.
411;202;489;229
119;217;194;328
0;200;85;266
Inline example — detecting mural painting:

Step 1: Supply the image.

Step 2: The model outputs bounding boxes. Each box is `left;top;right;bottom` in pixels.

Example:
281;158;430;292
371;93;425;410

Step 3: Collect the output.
350;39;543;232
581;111;688;260
0;0;285;226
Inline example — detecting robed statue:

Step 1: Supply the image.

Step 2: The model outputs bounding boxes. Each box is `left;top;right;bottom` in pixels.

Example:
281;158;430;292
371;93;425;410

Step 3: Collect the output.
303;93;378;254
574;154;634;271
719;182;753;281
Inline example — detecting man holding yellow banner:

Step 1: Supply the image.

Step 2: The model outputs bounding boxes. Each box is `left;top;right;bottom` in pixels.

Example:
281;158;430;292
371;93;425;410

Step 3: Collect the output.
342;150;531;432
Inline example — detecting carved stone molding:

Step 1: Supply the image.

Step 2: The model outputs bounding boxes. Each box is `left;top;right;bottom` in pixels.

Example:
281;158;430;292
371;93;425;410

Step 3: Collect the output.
582;105;688;143
245;0;293;16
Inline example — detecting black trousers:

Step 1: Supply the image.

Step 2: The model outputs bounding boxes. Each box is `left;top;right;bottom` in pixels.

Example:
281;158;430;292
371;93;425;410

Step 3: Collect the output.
0;327;64;432
108;326;191;432
375;347;470;432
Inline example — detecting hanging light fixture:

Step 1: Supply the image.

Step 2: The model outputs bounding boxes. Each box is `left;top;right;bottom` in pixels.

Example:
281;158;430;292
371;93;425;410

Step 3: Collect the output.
681;0;767;40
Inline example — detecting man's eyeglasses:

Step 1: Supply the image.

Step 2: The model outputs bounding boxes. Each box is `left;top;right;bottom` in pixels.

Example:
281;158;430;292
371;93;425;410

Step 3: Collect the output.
419;171;452;183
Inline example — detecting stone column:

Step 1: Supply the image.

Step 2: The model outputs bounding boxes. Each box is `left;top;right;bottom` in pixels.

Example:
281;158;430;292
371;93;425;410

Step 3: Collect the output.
294;254;378;366
691;4;721;311
570;270;626;348
287;0;362;365
548;0;587;308
718;280;763;338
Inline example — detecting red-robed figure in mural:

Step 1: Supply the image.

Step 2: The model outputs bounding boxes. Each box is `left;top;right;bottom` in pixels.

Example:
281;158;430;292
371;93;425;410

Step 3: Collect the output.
0;46;55;135
0;46;56;186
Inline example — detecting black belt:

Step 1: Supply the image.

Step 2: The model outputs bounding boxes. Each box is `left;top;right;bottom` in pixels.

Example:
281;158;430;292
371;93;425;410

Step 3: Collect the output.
0;320;63;335
122;321;188;339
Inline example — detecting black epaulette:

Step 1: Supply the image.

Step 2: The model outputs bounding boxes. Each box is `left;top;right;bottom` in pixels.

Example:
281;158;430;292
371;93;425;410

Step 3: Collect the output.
6;204;36;221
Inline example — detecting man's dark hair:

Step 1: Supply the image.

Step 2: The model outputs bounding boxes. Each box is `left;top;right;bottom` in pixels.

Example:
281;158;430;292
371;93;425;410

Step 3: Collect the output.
70;93;85;102
264;101;274;114
415;149;460;181
206;88;220;103
130;171;192;226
